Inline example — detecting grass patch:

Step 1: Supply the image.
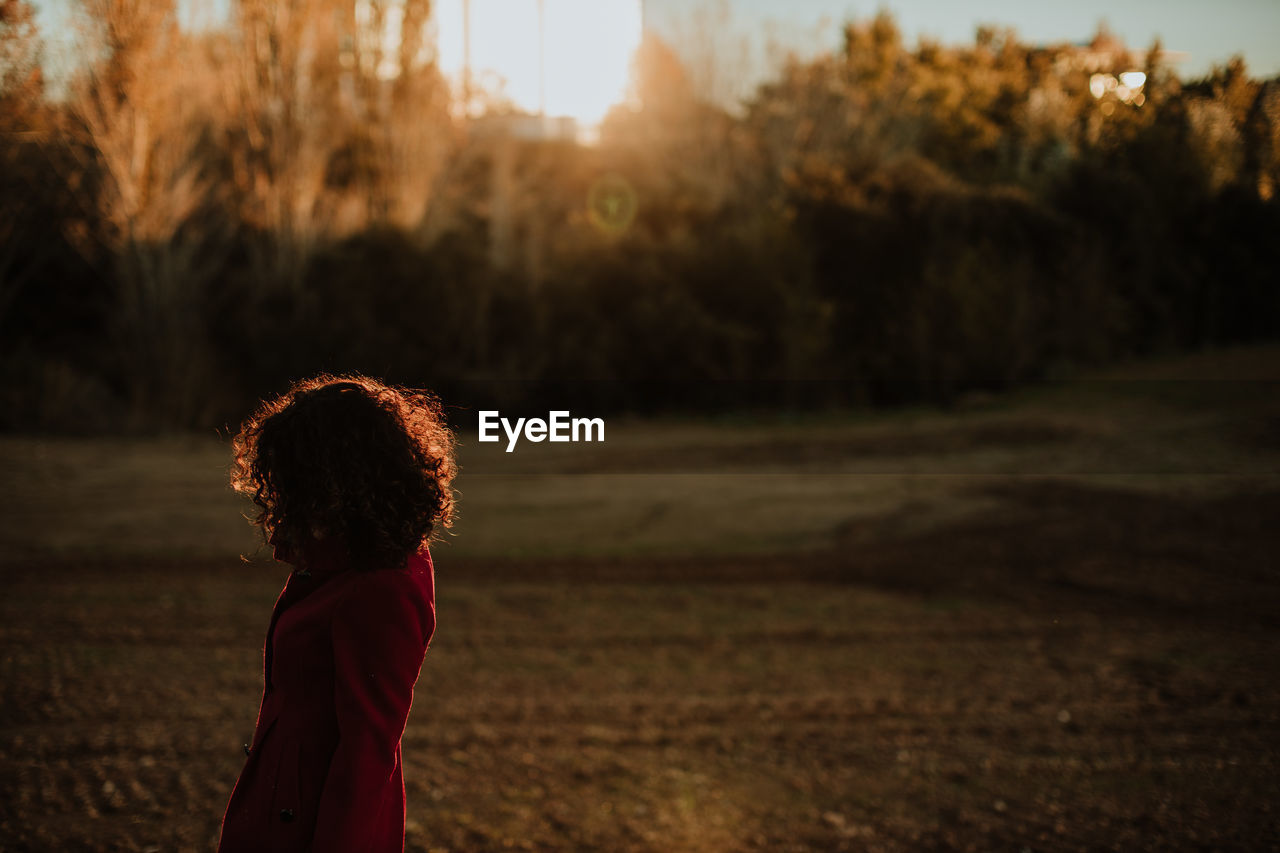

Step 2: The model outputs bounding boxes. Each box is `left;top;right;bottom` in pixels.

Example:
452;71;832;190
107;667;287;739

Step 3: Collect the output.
4;344;1279;563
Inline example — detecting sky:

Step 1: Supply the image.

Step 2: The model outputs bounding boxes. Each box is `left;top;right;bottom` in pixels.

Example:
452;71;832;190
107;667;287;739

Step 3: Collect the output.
434;0;644;122
649;0;1279;82
28;0;1280;107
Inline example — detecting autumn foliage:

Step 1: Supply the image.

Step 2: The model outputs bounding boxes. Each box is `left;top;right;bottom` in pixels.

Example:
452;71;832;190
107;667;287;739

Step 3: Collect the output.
1;3;1278;429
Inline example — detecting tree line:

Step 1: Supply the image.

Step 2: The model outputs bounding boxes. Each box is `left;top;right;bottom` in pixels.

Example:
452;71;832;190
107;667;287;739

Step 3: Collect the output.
1;1;1277;431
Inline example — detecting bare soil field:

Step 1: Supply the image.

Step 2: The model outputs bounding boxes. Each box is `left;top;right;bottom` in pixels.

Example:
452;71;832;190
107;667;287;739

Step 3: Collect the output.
2;347;1279;851
3;491;1279;852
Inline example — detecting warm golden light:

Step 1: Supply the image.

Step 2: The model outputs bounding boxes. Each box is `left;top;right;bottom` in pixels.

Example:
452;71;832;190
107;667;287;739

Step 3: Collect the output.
435;0;642;127
1118;70;1146;89
1090;70;1146;106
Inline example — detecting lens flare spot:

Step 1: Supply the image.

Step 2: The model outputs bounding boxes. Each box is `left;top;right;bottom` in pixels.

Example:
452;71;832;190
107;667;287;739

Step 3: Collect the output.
587;173;637;236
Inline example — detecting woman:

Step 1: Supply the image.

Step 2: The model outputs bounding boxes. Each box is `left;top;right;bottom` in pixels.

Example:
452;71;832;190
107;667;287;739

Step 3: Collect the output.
218;375;456;853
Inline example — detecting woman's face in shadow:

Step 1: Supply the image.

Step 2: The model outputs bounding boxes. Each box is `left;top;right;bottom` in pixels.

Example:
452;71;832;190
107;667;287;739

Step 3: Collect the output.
268;526;295;564
269;523;333;567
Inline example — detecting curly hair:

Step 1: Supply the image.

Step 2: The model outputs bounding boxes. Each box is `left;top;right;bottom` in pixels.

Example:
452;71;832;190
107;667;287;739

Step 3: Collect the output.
231;375;456;571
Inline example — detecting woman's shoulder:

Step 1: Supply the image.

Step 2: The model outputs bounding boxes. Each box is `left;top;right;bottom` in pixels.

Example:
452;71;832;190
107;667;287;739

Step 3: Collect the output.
333;550;435;615
326;551;436;657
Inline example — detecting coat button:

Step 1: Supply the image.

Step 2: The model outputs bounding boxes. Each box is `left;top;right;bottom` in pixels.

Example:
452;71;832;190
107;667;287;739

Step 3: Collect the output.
280;808;295;822
243;743;251;756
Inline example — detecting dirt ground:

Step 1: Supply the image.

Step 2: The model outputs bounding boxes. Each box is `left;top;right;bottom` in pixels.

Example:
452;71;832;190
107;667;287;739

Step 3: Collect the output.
2;347;1279;850
2;477;1278;852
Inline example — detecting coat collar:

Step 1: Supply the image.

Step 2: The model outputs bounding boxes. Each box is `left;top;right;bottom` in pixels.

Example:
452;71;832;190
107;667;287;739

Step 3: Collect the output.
260;539;353;694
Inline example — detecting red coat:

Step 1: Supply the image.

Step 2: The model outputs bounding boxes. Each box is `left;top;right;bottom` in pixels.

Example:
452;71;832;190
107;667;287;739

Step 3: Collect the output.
218;547;436;853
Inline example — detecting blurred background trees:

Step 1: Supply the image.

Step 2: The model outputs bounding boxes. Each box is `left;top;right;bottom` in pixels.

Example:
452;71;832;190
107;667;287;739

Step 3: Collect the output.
0;0;45;330
1;2;1277;431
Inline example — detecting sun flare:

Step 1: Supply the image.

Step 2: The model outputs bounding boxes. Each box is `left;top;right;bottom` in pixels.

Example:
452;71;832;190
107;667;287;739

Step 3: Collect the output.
434;0;643;126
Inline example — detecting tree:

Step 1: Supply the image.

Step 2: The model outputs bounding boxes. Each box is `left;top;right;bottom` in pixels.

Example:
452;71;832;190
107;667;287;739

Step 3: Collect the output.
221;0;351;295
0;0;44;325
0;0;39;109
63;0;231;427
